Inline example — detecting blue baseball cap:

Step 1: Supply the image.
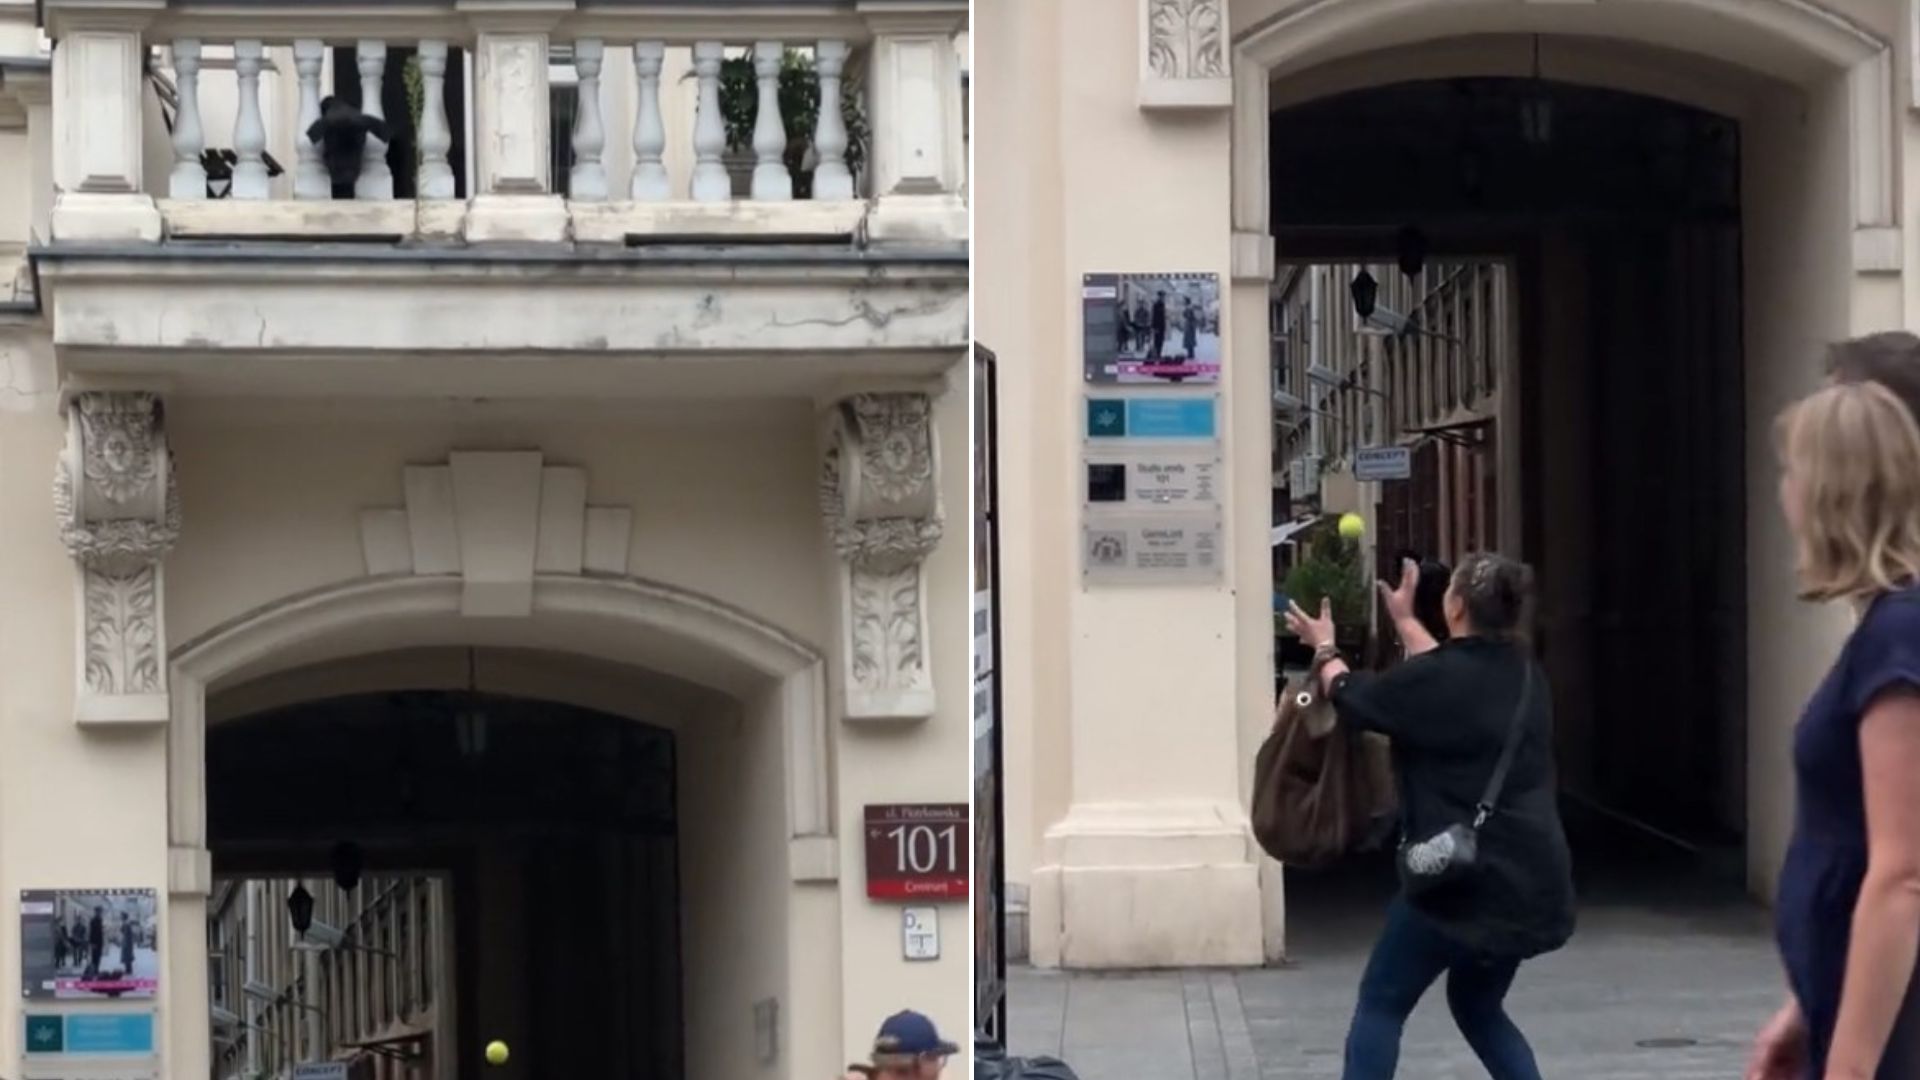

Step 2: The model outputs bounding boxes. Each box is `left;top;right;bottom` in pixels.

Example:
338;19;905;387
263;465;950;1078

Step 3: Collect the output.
871;1010;959;1062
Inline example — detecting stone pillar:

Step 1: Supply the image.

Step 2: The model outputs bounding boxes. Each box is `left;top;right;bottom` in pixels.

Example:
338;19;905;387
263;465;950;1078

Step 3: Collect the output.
818;393;942;721
568;39;608;202
468;17;567;242
53;391;179;726
629;42;670;201
860;3;967;243
1021;0;1260;971
167;40;206;200
50;26;162;241
292;40;329;199
416;41;457;199
811;40;854;201
353;41;394;200
230;40;270;199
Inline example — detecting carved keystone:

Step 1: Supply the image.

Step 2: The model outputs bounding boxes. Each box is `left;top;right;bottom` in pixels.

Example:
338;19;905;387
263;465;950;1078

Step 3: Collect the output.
819;393;943;721
54;392;180;726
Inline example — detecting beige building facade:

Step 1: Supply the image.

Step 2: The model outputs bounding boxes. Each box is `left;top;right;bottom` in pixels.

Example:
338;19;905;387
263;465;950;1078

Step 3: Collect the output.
979;0;1909;970
0;1;970;1078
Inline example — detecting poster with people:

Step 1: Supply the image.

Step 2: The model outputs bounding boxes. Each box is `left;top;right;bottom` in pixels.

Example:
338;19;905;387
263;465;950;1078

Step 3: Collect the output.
1083;272;1223;384
21;889;160;1001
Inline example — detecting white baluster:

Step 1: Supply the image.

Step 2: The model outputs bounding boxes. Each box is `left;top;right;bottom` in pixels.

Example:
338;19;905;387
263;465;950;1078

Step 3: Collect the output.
355;40;393;200
630;42;670;201
690;41;729;202
231;40;269;199
417;40;455;199
569;38;607;201
293;40;329;199
168;40;206;200
750;41;791;201
813;40;853;200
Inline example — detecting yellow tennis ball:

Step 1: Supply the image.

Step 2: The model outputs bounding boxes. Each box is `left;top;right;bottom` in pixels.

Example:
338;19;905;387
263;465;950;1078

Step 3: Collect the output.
485;1041;509;1066
1338;513;1365;540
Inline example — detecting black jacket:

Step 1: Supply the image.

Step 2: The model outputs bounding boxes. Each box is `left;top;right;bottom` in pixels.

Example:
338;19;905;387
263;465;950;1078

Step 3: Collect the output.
1331;637;1576;958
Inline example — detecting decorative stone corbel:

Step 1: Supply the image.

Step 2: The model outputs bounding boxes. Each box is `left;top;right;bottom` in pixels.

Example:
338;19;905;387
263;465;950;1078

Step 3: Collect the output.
819;393;943;721
53;391;180;725
1140;0;1232;111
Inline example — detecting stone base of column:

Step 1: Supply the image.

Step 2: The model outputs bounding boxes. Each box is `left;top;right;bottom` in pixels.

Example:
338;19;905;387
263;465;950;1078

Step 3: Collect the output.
1028;800;1265;969
866;193;967;245
52;192;162;243
465;194;569;244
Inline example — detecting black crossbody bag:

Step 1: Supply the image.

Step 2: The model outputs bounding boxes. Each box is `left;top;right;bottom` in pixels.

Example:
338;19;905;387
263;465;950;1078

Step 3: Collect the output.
1397;662;1534;899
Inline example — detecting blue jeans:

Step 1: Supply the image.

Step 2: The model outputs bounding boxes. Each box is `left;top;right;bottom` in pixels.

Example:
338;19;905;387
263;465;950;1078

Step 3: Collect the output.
1343;897;1543;1080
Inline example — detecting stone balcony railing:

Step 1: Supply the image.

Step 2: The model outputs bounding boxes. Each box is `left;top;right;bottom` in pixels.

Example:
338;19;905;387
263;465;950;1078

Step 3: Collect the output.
43;0;967;247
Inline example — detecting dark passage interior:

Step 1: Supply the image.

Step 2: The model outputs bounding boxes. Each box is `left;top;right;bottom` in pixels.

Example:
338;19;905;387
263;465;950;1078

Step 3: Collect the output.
208;690;683;1080
1270;72;1749;908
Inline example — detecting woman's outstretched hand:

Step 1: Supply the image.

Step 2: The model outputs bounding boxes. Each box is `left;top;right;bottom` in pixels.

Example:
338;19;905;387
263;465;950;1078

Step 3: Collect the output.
1745;998;1808;1080
1379;558;1420;624
1285;597;1336;650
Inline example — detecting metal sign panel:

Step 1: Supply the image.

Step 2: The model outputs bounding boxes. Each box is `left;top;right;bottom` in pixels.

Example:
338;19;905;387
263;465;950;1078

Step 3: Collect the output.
22;890;159;1002
1084;451;1221;509
21;1010;161;1080
1085;395;1220;441
1083;273;1223;384
293;1065;350;1080
863;804;968;901
902;907;940;961
1082;514;1224;583
1354;445;1412;482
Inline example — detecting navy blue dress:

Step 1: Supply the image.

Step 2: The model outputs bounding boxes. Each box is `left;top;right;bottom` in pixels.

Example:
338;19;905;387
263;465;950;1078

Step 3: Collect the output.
1777;588;1920;1078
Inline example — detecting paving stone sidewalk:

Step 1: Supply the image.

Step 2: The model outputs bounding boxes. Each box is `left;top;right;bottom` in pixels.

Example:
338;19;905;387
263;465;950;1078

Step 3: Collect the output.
1008;892;1782;1079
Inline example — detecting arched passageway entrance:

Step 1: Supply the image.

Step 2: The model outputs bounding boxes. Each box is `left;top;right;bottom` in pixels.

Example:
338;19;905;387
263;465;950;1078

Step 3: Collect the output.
1234;0;1886;959
163;575;833;1080
1267;73;1750;942
207;687;682;1080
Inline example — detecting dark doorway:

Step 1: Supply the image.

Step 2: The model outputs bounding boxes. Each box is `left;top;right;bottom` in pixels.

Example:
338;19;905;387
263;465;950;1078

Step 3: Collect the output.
208;690;682;1079
1269;72;1748;902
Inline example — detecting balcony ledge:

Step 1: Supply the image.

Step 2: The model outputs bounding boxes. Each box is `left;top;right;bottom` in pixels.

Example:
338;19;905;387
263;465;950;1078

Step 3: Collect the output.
32;237;968;397
153;197;880;246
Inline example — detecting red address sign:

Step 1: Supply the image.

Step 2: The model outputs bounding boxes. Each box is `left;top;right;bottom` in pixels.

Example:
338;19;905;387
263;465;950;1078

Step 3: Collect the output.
864;804;969;901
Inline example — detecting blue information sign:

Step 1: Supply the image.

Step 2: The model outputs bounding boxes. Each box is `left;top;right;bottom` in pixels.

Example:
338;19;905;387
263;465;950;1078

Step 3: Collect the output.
1125;398;1216;439
63;1012;154;1054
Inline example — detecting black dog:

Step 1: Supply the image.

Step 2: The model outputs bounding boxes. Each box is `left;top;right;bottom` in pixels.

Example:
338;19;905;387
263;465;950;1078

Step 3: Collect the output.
306;96;391;198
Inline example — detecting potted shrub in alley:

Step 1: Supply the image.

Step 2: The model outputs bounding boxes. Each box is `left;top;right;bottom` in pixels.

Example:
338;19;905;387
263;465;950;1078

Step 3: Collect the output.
1281;528;1372;658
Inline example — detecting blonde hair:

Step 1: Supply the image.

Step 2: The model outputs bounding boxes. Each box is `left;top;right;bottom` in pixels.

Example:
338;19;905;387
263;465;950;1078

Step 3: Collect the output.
1777;380;1920;601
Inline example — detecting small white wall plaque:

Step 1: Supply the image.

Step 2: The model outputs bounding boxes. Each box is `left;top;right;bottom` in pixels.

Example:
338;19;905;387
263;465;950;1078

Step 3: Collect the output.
902;906;940;961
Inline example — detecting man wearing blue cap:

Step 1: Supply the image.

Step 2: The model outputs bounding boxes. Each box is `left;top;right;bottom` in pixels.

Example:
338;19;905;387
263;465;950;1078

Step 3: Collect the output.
842;1010;957;1079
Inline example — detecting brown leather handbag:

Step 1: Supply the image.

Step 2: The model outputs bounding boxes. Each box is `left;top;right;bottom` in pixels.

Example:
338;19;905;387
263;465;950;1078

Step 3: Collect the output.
1251;658;1398;867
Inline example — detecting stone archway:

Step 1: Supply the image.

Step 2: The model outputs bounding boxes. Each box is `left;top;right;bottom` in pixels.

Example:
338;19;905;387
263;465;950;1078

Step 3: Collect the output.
1219;0;1897;277
158;571;831;1080
1194;0;1899;955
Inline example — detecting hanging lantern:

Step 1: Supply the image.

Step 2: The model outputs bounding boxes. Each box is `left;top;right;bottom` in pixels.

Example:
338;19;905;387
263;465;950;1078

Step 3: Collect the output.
287;885;315;936
1350;269;1379;320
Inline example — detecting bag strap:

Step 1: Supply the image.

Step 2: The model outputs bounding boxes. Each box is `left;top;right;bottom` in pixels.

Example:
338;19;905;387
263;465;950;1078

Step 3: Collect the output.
1472;660;1534;829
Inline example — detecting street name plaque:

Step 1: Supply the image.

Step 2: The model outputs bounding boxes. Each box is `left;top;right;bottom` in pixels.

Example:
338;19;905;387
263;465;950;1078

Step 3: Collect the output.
864;804;969;901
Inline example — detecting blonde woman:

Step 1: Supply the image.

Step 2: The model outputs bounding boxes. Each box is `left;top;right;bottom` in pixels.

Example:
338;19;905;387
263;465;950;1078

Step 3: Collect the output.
1748;372;1920;1080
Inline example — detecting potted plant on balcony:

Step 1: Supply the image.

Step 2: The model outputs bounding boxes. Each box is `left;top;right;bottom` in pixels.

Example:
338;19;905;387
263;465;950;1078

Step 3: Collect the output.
713;47;869;199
